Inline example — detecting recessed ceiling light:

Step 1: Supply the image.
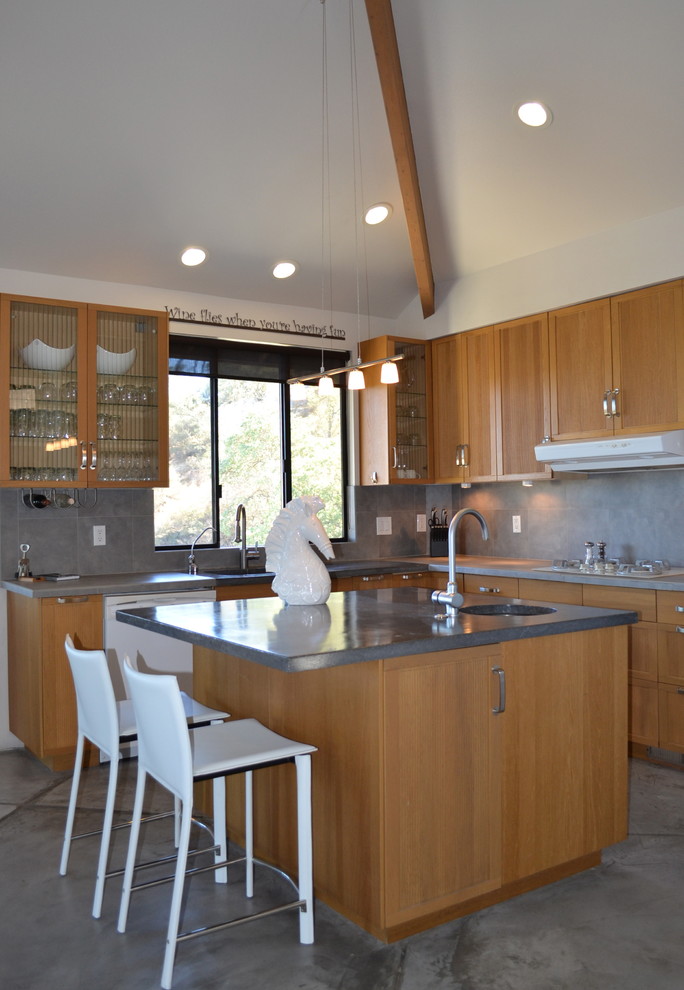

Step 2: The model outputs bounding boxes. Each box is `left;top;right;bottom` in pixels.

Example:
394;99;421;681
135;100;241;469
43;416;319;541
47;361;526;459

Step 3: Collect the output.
364;203;392;225
180;247;207;266
272;261;298;279
516;101;553;128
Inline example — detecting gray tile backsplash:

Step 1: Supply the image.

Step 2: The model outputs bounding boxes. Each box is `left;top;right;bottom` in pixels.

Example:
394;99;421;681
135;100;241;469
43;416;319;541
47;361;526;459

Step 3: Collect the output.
1;469;683;579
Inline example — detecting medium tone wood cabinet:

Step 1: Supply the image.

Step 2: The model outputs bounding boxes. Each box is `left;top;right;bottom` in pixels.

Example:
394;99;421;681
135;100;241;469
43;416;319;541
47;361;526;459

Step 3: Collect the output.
8;592;103;770
193;624;627;941
359;336;432;485
0;294;169;487
548;280;684;441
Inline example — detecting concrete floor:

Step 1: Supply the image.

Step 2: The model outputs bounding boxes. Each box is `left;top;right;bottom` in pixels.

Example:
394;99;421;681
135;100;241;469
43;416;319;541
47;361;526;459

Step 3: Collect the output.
1;752;684;990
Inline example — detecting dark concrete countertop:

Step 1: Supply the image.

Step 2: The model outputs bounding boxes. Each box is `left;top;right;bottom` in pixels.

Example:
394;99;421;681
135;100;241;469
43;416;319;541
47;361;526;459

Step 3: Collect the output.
114;587;637;673
1;558;428;598
419;555;684;592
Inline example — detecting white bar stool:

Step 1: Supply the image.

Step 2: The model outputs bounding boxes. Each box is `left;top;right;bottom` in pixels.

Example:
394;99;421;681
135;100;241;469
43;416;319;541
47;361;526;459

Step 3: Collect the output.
117;658;317;990
60;635;229;918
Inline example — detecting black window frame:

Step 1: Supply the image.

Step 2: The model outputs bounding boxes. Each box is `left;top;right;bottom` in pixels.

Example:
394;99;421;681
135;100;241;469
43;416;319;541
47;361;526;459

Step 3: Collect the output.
155;333;350;550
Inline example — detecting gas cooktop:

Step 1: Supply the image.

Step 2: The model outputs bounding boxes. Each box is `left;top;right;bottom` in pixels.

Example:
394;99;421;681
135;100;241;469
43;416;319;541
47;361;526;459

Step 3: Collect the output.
534;561;684;580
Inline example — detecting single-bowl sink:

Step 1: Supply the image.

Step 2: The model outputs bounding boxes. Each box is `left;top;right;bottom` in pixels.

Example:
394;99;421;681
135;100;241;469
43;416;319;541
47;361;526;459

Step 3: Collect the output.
459;603;557;616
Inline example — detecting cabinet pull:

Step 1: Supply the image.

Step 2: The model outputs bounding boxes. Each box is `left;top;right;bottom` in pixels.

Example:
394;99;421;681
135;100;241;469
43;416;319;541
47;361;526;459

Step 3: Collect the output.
492;666;506;714
678;687;684;695
362;574;384;582
675;605;684;613
56;596;89;604
401;572;424;580
391;446;398;469
80;441;88;470
89;441;98;469
676;626;684;634
461;443;469;467
603;389;612;418
455;445;462;467
611;388;620;417
479;586;500;593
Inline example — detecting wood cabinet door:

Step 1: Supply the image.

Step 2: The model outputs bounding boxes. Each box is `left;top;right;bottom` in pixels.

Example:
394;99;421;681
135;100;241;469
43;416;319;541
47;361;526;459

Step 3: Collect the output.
629;678;659;746
383;647;502;927
658;682;684;752
431;334;466;483
40;595;103;754
548;298;614;440
611;280;684;433
463;574;519;597
517;578;583;605
461;327;498;482
657;625;684;686
501;627;628;883
496;313;551;479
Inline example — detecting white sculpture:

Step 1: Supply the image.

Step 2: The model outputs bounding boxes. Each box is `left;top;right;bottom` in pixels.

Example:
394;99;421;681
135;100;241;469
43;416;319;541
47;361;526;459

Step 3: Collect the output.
265;495;335;605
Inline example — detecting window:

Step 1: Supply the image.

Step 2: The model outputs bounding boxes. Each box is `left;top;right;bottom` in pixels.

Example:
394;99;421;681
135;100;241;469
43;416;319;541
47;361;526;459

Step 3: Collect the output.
154;335;348;549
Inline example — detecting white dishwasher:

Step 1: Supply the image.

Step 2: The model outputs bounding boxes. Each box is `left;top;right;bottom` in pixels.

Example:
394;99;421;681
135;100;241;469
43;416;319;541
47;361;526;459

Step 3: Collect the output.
103;588;216;701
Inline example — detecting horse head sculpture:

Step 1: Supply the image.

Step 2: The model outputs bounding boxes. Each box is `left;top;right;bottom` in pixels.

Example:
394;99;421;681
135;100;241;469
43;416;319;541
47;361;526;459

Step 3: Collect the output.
265;495;335;605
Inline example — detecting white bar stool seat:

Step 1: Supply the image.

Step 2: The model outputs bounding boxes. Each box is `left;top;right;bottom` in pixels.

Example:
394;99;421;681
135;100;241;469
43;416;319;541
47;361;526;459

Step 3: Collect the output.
59;634;229;918
117;658;317;990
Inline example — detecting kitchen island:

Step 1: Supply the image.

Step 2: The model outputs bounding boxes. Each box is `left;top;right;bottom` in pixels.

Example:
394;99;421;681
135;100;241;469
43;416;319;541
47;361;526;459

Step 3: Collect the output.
117;587;634;941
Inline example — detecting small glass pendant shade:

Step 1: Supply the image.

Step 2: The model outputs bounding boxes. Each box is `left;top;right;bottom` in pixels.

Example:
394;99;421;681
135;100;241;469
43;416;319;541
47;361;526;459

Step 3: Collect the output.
347;367;365;390
380;360;399;384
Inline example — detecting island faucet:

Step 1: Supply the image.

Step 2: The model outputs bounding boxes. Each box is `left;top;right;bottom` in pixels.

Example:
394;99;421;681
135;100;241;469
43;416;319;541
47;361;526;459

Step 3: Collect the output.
187;526;217;575
234;503;248;570
432;508;490;614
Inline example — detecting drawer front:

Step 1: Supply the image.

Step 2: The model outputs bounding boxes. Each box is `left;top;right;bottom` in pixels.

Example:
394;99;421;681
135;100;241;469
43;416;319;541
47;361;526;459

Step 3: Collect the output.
330;576;357;592
517;578;583;605
581;584;656;623
215;584;276;601
463;574;519;597
354;573;396;590
395;571;443;589
657;625;684;686
657;589;684;625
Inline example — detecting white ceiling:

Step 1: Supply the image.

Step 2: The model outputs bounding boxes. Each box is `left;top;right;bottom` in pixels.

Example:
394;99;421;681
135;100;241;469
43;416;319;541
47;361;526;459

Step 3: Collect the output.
2;0;684;321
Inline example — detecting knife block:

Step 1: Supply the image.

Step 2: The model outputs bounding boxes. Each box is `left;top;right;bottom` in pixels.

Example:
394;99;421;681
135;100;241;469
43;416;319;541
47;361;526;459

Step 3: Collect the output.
429;526;448;557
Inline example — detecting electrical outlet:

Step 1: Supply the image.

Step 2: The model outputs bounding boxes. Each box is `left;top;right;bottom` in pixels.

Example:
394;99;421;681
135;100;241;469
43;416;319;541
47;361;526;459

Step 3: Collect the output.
416;514;426;533
93;525;107;546
512;515;521;534
376;516;392;536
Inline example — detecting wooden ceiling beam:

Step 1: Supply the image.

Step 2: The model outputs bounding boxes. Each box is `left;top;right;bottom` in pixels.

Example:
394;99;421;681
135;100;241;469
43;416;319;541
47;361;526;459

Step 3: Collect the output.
364;0;435;319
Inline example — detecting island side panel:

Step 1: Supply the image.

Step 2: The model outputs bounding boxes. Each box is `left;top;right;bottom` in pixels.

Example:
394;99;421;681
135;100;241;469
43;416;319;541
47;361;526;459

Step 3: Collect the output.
500;626;628;883
193;645;386;936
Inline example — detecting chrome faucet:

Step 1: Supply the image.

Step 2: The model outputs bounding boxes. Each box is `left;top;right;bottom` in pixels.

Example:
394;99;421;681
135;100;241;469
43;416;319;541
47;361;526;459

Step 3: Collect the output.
187;526;217;575
432;508;490;614
234;503;248;570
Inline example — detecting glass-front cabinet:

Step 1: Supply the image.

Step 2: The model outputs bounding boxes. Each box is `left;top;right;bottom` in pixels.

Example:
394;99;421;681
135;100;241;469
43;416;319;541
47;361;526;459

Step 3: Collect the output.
0;294;168;487
359;335;432;484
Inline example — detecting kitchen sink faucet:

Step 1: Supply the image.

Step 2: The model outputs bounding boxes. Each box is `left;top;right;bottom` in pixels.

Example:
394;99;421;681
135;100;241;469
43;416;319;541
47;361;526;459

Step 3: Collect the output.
187;526;217;575
432;508;490;615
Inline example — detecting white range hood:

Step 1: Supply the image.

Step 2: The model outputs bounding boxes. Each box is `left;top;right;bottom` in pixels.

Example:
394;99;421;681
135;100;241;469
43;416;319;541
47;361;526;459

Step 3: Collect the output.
534;430;684;472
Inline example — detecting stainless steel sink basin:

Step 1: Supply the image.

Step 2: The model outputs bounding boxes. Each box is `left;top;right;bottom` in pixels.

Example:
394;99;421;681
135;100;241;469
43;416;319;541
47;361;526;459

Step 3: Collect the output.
459;603;557;616
196;566;269;577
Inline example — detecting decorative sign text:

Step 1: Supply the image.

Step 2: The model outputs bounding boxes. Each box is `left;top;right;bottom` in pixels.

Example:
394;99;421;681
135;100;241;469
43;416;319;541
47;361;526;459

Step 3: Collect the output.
166;306;346;340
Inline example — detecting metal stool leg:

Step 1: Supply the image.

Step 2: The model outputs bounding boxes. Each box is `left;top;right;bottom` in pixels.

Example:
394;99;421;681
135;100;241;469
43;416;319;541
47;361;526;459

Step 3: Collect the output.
59;732;85;876
295;753;314;944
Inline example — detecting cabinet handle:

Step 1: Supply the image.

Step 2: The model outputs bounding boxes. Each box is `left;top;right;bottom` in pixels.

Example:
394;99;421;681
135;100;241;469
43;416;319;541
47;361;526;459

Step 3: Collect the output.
89;441;98;469
56;596;89;604
401;572;424;580
455;445;462;467
391;446;398;469
80;441;88;470
479;586;500;593
492;666;506;714
675;605;684;613
611;388;620;418
676;626;684;634
603;390;612;418
461;443;469;467
678;687;684;695
362;574;384;582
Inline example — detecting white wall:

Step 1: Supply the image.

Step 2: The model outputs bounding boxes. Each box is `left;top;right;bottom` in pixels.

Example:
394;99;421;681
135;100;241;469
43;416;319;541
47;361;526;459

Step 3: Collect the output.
394;204;684;338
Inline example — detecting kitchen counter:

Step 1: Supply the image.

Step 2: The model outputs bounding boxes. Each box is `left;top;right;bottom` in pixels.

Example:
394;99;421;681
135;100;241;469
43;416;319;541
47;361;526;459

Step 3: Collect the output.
1;558;429;598
169;585;631;942
115;586;636;673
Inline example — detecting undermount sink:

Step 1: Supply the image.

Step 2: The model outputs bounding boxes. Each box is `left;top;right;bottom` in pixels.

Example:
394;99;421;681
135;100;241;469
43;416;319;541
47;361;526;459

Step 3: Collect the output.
196;566;269;577
459;603;557;616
